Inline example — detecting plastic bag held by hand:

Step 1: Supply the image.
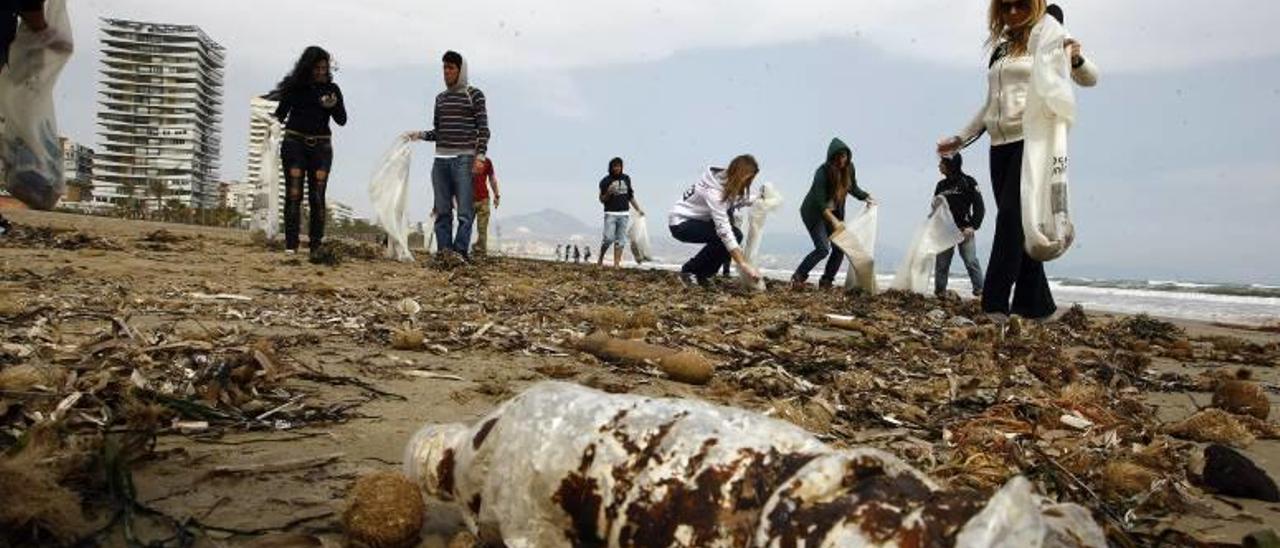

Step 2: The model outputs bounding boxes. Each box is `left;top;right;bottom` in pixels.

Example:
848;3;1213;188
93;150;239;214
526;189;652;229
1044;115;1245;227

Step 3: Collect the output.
627;209;652;263
404;382;1105;547
249;115;283;241
368;136;415;261
1021;15;1077;262
743;182;784;263
833;204;879;293
0;0;74;210
891;197;965;294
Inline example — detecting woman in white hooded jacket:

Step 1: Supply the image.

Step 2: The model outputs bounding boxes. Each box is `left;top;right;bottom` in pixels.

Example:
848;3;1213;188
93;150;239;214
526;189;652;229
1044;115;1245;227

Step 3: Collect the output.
938;0;1098;320
668;154;763;287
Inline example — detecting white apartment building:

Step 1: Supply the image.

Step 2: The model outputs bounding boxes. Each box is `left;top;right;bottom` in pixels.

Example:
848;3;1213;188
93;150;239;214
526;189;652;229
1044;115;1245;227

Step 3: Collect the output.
246;96;286;217
95;18;224;210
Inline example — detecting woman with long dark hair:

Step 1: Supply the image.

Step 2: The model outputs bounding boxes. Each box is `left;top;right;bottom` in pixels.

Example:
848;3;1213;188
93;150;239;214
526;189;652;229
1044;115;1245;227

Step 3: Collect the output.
270;46;347;260
667;154;763;287
792;138;875;289
937;0;1097;319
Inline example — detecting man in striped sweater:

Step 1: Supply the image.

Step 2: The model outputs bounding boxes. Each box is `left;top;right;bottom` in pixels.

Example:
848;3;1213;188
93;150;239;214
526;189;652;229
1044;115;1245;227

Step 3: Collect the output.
408;50;491;260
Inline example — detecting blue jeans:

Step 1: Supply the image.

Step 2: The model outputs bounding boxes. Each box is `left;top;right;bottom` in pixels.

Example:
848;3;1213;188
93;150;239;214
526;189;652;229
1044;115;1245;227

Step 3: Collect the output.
792;222;844;286
601;214;630;249
431;156;476;255
935;236;985;295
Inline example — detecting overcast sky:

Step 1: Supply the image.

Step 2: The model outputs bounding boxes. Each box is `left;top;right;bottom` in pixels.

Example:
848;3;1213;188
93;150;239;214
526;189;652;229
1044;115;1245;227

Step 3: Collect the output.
52;1;1280;284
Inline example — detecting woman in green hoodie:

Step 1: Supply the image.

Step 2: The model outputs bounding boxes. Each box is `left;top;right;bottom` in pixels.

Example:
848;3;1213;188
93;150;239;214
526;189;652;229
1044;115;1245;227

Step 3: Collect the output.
791;138;876;289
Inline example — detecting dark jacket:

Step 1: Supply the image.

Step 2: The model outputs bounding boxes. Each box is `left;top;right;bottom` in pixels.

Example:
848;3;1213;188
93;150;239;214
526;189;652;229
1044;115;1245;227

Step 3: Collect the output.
933;175;985;230
799;137;869;229
273;82;347;136
599;173;634;213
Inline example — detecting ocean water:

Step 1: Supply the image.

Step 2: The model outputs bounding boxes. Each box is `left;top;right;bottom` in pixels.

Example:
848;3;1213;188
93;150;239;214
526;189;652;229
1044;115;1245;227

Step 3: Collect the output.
531;255;1280;327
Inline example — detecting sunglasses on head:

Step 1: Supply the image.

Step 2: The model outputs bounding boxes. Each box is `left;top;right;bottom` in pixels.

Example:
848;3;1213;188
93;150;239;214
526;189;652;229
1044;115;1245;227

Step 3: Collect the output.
1000;0;1029;12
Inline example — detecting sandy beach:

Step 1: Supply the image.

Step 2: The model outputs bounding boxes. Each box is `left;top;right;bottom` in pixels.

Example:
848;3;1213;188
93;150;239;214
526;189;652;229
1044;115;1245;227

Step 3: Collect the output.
1;209;1278;547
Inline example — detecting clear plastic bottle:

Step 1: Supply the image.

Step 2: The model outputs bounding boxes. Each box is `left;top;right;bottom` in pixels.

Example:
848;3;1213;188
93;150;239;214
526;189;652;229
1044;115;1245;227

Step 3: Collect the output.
404;382;1104;547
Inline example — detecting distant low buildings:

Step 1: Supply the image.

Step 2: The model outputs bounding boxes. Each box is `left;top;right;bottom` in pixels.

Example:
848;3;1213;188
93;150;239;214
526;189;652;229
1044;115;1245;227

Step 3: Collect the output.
59;137;105;210
328;201;354;225
220;180;255;216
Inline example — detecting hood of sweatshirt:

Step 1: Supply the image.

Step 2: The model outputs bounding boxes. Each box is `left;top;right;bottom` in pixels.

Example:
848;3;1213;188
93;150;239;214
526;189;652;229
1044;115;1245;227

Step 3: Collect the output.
827;137;851;165
447;56;469;93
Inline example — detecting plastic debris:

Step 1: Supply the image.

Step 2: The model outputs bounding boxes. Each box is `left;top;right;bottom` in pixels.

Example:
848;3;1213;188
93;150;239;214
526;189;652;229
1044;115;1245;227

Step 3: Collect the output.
404;382;1104;547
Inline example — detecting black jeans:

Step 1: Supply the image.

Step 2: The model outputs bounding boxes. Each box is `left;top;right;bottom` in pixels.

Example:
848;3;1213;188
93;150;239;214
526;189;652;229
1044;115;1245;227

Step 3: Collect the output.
983;141;1056;318
669;219;743;280
281;136;333;251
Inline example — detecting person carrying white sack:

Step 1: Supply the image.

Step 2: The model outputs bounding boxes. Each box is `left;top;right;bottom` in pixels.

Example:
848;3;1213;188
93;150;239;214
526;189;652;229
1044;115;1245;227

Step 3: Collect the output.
0;0;72;234
791;137;876;290
597;157;644;268
933;153;986;298
937;0;1097;320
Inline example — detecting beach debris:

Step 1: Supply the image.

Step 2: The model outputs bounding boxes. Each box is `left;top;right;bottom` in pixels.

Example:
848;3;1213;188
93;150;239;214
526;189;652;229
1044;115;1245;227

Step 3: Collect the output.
575;332;714;384
205;452;344;478
448;531;481;548
344;471;425;548
1245;530;1280;548
390;328;426;351
1212;379;1271;420
1099;461;1160;499
1166;409;1256;448
4;212;1280;546
404;382;1104;547
403;371;466;382
955;476;1106;548
1110;313;1184;344
1060;304;1090;330
1201;444;1280;502
0;440;92;545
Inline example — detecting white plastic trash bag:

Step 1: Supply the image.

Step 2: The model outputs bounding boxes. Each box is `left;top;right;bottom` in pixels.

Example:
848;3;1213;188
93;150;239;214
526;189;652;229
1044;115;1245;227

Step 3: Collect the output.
404;382;1106;548
627;210;652;263
743;181;783;263
249;114;283;241
425;213;437;254
1022;15;1077;262
892;196;965;294
955;476;1106;548
0;0;73;210
833;204;879;293
368;136;415;261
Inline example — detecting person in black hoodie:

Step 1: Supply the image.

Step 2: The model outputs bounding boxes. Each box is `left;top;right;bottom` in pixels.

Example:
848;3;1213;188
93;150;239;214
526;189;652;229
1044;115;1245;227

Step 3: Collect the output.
270;46;347;261
933;153;985;297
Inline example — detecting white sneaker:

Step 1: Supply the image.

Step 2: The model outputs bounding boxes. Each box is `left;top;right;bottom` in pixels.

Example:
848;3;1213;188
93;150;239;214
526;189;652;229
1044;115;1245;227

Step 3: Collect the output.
285;249;297;255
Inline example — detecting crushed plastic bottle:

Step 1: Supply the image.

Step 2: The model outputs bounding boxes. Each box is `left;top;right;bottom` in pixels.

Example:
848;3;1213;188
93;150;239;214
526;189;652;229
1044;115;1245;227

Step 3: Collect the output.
404;382;1105;547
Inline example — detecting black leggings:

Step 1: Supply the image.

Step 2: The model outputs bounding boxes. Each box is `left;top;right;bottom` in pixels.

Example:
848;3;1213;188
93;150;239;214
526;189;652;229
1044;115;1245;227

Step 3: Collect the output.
983;141;1056;318
281;136;333;251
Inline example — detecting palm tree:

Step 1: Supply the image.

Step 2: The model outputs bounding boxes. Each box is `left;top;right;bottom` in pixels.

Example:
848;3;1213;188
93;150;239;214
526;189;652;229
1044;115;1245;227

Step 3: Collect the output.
117;181;138;219
165;198;188;224
148;181;168;220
